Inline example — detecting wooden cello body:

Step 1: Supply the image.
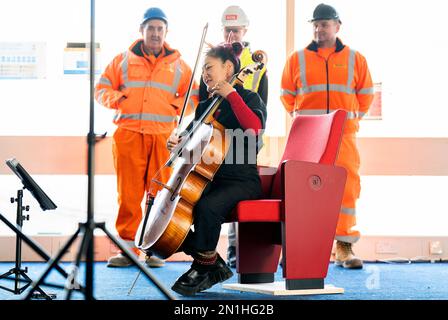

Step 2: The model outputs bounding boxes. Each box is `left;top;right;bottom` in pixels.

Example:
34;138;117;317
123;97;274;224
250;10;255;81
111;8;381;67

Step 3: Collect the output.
136;119;230;258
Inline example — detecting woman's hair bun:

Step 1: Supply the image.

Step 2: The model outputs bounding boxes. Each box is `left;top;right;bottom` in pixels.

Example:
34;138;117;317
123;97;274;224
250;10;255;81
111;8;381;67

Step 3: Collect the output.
205;41;243;74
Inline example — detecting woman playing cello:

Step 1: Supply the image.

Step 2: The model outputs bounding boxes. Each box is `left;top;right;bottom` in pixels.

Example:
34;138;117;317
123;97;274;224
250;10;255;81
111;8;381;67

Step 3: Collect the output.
166;42;267;296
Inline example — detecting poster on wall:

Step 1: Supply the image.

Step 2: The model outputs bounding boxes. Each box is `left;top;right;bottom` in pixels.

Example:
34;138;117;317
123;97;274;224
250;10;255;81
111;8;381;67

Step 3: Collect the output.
0;42;46;79
63;42;101;76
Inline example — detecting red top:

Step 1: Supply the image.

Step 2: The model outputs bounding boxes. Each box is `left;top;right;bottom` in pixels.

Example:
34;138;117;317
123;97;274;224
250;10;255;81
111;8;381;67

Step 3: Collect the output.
226;91;262;132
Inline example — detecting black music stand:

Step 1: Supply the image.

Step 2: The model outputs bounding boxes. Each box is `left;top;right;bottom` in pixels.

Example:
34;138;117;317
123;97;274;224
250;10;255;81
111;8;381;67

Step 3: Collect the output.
22;0;173;300
0;158;58;299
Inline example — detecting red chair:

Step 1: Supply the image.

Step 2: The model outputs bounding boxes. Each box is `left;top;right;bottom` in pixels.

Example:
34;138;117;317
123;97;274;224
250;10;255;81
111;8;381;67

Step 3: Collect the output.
232;109;347;290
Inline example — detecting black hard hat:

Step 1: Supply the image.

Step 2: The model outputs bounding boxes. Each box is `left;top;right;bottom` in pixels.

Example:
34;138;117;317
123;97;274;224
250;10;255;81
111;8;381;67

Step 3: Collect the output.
310;3;341;23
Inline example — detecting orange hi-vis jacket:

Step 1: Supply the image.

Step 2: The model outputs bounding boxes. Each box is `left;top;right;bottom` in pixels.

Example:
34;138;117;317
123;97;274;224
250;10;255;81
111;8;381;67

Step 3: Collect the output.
95;39;199;134
281;38;373;134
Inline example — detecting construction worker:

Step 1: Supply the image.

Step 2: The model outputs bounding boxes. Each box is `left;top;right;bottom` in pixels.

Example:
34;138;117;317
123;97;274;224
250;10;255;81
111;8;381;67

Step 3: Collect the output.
281;3;374;269
198;5;268;269
95;7;199;268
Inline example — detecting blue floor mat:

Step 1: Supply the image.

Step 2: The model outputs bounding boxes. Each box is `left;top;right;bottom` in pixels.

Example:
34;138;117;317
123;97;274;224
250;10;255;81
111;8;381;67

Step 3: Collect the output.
0;261;447;300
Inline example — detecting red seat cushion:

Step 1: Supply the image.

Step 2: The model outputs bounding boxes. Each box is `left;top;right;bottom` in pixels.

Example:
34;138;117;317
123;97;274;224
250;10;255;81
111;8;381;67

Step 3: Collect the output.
234;199;282;222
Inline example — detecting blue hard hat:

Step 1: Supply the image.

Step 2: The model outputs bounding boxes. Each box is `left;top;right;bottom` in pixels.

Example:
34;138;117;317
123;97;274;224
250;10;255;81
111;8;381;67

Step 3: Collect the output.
141;7;168;26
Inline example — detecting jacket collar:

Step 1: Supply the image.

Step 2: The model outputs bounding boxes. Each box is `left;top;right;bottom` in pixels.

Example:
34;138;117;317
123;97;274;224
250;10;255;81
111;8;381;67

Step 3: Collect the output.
306;37;345;53
128;39;180;64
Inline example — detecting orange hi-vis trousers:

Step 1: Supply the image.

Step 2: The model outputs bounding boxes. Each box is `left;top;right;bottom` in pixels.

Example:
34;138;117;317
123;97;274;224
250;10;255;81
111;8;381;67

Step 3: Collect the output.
112;127;171;246
334;133;361;243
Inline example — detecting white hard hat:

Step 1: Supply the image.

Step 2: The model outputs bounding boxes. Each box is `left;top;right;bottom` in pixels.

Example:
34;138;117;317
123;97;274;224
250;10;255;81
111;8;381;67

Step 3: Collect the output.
221;6;249;27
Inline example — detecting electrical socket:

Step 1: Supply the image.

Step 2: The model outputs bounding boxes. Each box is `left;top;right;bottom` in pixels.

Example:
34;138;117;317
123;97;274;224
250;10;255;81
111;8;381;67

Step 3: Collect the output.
429;241;443;255
375;241;398;254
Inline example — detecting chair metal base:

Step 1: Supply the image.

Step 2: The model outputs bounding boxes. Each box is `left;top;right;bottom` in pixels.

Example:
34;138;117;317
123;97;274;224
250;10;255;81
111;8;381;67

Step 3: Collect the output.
238;273;274;284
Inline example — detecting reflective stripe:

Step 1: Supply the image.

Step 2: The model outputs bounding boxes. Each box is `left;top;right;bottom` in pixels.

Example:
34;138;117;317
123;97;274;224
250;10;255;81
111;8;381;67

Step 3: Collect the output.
346;111;358;119
188;89;199;112
188;98;195;113
329;84;356;94
296;49;357;97
123;240;136;247
121;52;181;95
291;49;363;122
121;80;146;88
150;81;176;93
341;206;356;216
124;80;174;93
358;111;367;118
252;70;261;91
297;84;354;95
281;89;297;96
98;77;112;86
172;60;182;95
347;49;356;87
357;87;374;95
121;51;129;82
118;237;137;249
114;113;177;123
298;50;307;87
296;109;328;115
335;235;360;243
297;84;327;95
96;88;107;103
295;109;358;120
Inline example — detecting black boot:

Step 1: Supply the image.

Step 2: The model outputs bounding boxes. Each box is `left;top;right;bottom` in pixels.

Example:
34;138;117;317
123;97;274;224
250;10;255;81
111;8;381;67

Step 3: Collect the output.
171;254;233;296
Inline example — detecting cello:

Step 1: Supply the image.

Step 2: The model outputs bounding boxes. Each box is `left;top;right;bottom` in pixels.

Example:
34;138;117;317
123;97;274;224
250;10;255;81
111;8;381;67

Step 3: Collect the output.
135;43;267;259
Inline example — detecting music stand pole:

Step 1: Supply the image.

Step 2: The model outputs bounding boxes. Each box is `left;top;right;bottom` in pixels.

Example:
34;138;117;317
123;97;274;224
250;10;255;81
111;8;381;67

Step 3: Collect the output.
0;189;52;299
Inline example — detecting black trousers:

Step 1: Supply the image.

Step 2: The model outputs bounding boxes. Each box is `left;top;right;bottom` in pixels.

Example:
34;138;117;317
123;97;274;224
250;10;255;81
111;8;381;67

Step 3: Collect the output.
182;175;262;255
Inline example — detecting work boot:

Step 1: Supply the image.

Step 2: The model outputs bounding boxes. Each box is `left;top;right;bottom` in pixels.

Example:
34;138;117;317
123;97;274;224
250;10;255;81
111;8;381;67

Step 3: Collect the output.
171;253;233;296
145;255;165;268
107;253;133;268
335;241;363;269
226;245;236;268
